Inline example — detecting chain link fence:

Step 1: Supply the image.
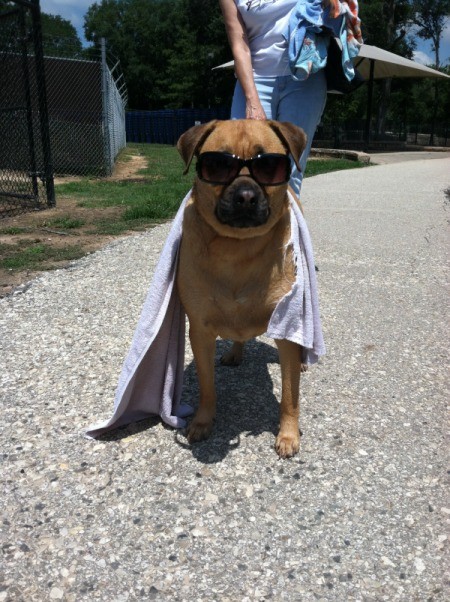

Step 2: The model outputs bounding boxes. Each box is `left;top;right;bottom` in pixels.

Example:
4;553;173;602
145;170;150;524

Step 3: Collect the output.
0;0;54;217
38;39;127;177
314;120;449;150
0;0;127;218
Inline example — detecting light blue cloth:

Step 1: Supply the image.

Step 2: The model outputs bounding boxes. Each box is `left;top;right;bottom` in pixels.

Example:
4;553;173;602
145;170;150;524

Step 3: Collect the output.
86;189;325;438
293;32;329;81
323;8;360;81
285;0;360;82
285;0;324;81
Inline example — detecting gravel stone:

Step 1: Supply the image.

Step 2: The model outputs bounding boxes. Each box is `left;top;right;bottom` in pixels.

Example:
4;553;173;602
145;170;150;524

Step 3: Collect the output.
1;157;448;601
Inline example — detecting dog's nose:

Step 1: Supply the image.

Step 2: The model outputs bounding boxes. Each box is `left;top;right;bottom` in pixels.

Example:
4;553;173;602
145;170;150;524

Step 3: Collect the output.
234;187;257;209
216;179;268;228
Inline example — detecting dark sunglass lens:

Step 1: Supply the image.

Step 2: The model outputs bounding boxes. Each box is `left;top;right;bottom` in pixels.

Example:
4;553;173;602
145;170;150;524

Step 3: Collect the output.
252;154;290;185
200;153;237;183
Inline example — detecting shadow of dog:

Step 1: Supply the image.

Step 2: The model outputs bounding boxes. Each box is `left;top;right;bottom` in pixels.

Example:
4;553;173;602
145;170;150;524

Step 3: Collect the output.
175;338;282;463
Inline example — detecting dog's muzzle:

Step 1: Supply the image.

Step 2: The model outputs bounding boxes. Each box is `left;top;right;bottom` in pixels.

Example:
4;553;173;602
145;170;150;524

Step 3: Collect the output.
216;178;270;228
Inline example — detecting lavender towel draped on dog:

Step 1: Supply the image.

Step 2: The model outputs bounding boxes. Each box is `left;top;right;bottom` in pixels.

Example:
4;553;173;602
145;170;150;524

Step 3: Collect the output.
85;190;325;438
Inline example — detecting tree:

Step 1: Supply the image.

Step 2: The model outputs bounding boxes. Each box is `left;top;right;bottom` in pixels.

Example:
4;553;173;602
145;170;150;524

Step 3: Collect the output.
40;13;83;57
0;1;83;57
83;0;232;110
411;0;450;143
162;0;232;108
359;0;415;135
411;0;449;68
84;0;186;109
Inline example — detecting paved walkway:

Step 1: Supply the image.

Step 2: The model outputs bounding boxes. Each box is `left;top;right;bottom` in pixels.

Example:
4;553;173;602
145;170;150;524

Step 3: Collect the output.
369;150;450;164
1;156;449;601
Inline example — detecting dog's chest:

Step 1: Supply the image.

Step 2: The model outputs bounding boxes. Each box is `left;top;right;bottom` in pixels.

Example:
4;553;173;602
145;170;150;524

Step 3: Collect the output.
180;237;295;339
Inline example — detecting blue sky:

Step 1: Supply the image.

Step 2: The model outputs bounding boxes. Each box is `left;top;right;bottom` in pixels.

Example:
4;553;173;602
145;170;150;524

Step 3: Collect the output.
41;0;450;67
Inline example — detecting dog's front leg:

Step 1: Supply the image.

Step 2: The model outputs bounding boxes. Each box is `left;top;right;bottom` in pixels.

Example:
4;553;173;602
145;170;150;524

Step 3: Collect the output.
187;326;217;443
275;339;301;458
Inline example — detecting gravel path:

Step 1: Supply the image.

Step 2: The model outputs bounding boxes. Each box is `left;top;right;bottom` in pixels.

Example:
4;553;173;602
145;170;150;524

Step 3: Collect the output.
1;157;449;601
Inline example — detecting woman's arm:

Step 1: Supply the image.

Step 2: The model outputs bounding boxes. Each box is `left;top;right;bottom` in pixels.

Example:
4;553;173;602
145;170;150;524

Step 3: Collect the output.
219;0;266;120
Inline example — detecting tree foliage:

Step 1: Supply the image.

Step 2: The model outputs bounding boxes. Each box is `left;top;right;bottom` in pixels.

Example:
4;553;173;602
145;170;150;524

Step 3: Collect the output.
83;0;232;110
2;0;443;130
81;0;449;130
411;0;450;67
325;0;449;133
0;1;83;56
1;0;448;123
40;13;83;57
360;0;414;54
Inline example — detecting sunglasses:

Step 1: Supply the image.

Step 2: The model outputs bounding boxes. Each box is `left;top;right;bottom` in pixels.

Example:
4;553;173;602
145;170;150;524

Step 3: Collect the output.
196;152;291;186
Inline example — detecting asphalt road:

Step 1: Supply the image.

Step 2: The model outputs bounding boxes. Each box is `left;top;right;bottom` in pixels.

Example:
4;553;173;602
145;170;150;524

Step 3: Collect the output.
1;155;449;601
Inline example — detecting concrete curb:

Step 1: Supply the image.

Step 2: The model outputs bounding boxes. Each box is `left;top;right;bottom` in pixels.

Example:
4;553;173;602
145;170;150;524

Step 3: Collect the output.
310;147;371;164
405;144;449;152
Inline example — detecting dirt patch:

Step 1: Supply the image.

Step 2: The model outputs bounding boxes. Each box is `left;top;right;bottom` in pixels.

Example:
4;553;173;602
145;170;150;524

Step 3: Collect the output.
52;153;148;186
0;152;149;297
110;153;148;180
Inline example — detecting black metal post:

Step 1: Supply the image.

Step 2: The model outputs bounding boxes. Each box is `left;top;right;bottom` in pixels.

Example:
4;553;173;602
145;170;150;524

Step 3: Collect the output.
30;0;55;206
364;59;375;150
18;4;39;202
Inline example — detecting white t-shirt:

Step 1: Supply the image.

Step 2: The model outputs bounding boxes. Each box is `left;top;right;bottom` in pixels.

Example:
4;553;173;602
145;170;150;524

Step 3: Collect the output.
235;0;298;77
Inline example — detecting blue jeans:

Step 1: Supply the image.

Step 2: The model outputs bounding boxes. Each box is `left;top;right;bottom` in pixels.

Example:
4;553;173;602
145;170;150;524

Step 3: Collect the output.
231;71;327;195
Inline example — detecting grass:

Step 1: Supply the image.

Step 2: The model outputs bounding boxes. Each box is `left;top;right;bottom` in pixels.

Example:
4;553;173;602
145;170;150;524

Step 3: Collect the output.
55;144;366;229
1;241;85;270
55;144;190;234
44;217;86;229
305;158;365;177
0;226;28;235
1;143;368;277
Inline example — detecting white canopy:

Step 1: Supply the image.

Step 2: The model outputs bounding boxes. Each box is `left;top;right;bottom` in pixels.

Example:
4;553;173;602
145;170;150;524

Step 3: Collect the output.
213;44;450;81
354;44;449;80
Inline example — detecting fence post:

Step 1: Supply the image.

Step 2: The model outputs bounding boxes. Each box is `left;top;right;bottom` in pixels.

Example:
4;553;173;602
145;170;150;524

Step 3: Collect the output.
30;0;55;206
172;111;178;146
101;38;112;175
18;4;39;202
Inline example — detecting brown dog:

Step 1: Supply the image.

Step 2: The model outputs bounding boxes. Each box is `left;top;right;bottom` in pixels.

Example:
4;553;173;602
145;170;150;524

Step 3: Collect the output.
177;119;307;458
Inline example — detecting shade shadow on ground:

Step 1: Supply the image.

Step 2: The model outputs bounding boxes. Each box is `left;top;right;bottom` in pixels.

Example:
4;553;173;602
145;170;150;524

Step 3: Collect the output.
97;338;282;463
176;338;281;463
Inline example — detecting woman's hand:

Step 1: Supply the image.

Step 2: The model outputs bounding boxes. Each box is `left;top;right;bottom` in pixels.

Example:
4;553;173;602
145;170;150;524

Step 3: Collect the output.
245;99;267;120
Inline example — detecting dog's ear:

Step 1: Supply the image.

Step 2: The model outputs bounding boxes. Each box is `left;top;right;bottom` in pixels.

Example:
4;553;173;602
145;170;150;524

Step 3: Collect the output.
177;120;218;175
267;121;307;171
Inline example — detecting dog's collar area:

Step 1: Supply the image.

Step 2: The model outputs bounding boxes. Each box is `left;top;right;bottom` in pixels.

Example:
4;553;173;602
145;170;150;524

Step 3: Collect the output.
196;152;291;187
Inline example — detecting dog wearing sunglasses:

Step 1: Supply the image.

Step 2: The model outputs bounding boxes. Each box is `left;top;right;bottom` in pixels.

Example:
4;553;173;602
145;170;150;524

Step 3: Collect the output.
177;119;307;458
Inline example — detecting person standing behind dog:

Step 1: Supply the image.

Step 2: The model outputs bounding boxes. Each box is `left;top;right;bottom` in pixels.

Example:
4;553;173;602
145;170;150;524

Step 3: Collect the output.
219;0;361;196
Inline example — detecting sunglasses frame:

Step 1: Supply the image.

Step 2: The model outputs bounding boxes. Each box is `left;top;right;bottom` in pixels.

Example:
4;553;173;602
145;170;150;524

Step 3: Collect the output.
196;152;292;187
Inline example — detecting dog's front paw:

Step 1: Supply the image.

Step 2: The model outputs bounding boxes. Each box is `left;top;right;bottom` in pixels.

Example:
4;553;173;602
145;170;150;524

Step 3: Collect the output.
275;430;300;458
187;416;214;443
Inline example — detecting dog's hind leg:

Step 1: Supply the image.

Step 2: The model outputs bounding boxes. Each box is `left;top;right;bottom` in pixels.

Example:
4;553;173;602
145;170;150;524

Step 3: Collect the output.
220;341;244;366
300;345;308;373
274;339;301;458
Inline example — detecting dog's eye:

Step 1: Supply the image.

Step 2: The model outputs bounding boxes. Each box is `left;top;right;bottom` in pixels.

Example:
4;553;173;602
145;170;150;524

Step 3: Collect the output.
252;154;291;185
198;153;237;183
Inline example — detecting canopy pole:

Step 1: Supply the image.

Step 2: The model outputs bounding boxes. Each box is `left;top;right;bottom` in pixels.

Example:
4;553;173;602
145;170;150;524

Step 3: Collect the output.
364;59;375;150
